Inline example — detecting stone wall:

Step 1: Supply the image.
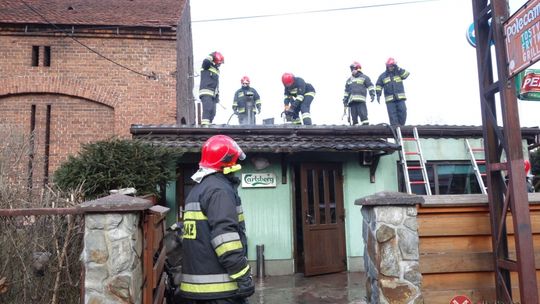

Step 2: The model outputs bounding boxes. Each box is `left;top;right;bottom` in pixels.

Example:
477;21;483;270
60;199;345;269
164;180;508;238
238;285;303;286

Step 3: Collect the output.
356;192;424;304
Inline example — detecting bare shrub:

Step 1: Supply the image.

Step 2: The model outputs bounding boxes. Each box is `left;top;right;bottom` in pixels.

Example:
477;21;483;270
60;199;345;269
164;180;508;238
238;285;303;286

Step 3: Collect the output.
0;125;84;304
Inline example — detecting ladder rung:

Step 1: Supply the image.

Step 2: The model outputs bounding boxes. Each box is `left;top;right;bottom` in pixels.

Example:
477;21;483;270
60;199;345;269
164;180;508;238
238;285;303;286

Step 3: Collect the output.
410;181;427;185
402;137;416;141
408;166;423;170
476;160;486;164
405;152;418;155
472;148;484;152
480;173;486;176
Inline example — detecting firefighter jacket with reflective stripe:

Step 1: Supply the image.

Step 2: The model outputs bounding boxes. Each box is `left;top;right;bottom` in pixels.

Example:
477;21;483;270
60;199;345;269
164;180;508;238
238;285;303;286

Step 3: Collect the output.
233;87;261;113
375;67;410;103
180;173;249;300
283;77;316;107
343;72;375;105
199;55;221;98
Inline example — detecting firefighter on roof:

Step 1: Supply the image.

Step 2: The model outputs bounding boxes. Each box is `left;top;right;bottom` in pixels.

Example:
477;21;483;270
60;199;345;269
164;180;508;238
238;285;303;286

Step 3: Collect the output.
376;57;410;126
281;73;316;125
233;76;261;125
199;51;224;126
180;135;254;304
343;61;376;125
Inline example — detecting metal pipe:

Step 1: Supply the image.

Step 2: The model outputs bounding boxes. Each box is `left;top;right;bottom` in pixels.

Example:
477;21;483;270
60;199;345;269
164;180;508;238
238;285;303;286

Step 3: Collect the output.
256;244;265;278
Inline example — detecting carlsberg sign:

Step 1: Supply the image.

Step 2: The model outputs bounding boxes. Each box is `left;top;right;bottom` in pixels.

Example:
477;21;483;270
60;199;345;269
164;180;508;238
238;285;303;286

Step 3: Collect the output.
241;173;277;188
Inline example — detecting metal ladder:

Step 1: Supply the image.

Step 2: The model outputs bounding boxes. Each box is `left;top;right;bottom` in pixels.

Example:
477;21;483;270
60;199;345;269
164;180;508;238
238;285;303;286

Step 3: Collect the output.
465;139;487;194
396;127;432;195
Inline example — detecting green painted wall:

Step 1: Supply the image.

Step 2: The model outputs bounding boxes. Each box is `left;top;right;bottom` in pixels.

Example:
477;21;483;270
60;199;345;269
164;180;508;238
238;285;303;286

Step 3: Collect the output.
238;156;293;261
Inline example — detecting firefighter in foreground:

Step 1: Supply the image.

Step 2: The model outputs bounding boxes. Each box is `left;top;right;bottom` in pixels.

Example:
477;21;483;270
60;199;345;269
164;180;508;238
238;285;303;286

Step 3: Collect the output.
180;135;254;304
375;57;410;126
343;61;376;125
199;51;225;126
232;76;262;125
281;73;316;125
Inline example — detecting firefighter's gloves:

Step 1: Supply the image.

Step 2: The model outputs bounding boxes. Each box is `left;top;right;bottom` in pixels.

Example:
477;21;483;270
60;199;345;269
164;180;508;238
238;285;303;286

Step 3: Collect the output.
215;94;220;103
235;272;255;298
257;108;261;114
370;95;375;103
343;97;348;106
233;109;239;115
376;95;381;104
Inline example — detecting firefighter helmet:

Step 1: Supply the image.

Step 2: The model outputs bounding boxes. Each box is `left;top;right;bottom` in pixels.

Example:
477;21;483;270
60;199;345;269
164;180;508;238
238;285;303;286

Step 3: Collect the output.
350;61;362;71
199;135;246;171
282;73;295;87
212;51;224;65
525;159;531;174
241;76;250;85
386;57;396;66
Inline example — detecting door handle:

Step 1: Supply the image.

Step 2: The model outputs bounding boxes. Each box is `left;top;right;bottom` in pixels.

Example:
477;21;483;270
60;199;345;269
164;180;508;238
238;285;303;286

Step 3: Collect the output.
305;212;313;224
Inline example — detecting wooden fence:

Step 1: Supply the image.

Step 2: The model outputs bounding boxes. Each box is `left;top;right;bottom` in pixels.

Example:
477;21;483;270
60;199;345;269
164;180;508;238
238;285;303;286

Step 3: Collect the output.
419;193;540;303
142;205;169;304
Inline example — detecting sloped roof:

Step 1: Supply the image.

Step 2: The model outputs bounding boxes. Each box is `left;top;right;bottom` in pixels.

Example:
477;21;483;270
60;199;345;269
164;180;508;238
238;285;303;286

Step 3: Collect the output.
0;0;186;28
130;124;540;154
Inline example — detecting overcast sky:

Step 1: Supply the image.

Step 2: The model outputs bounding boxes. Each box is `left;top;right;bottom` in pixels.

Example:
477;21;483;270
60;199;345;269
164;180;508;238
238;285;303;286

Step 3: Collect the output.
189;0;540;127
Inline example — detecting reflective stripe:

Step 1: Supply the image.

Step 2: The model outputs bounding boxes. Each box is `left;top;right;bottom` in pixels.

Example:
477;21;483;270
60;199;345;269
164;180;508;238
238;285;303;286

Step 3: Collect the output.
295;95;304;102
368;85;375;91
180;282;238;293
382;77;391;84
397;93;406;99
293;118;302;124
351;78;365;84
255;100;262;105
301;112;311;119
392;76;402;82
182;273;232;283
208;67;220;75
201;119;211;125
361;119;369;124
211;232;240;248
215;240;243;257
185;202;202;211
375;86;382;91
238;213;244;222
401;70;410;78
385;95;394;102
305;92;315;97
184;211;208;220
199;89;215;96
230;265;250;280
289;88;298;94
350;95;366;102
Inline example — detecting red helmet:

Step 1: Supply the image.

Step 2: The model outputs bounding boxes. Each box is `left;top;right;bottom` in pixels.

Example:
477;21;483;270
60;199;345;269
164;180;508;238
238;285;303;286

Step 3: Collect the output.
199;135;246;171
524;159;531;174
350;61;361;71
386;57;396;66
212;51;224;65
241;76;250;85
282;73;295;87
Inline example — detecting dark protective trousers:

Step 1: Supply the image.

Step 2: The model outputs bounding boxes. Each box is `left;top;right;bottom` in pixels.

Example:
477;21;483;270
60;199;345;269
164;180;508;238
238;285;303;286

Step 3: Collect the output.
201;95;217;125
386;100;407;126
349;102;368;125
290;95;314;125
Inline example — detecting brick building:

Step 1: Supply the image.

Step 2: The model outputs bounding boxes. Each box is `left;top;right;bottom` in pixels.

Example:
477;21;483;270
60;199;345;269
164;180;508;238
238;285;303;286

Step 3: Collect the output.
0;0;194;186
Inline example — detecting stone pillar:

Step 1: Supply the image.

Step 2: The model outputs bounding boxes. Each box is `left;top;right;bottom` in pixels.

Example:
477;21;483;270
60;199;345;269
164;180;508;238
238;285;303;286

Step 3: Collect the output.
355;191;425;304
80;194;153;304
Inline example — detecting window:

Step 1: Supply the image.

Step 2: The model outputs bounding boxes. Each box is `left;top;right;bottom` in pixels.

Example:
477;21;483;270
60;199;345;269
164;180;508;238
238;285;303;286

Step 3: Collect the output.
44;46;51;66
31;46;39;66
31;46;51;67
400;161;486;195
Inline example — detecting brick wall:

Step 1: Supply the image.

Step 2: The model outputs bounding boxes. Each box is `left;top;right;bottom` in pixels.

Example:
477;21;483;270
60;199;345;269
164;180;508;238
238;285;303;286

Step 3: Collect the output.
0;28;189;184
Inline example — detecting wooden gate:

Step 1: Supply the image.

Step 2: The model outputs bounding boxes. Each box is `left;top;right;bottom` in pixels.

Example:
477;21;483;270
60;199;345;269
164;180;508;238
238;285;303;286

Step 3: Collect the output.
142;205;169;304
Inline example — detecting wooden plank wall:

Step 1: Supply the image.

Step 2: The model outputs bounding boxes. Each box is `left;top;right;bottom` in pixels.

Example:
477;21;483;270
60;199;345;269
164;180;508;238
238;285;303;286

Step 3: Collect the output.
418;193;540;303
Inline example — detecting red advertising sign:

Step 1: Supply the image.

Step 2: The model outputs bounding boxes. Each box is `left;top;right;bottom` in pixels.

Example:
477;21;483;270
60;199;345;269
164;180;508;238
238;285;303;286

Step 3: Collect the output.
504;0;540;77
449;295;472;304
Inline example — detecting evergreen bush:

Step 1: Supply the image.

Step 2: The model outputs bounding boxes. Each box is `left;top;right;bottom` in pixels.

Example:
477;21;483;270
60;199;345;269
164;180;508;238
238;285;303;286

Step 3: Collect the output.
54;138;182;199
